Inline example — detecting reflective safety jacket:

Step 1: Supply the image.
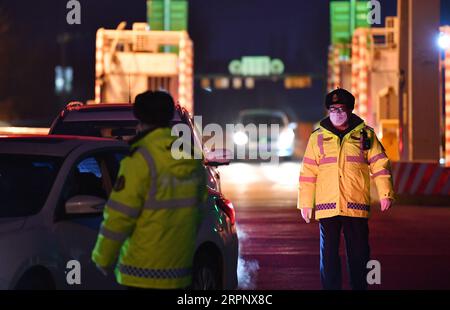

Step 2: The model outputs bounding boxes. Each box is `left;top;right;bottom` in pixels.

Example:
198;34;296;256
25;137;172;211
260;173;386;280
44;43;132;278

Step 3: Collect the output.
297;116;395;220
92;127;207;289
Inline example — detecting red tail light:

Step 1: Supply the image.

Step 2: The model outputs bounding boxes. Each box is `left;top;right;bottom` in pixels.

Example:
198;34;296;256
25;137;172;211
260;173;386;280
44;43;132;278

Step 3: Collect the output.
216;197;236;225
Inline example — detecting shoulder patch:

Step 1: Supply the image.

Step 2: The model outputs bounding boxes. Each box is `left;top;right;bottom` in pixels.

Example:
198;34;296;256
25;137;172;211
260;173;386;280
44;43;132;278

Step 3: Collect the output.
113;175;126;192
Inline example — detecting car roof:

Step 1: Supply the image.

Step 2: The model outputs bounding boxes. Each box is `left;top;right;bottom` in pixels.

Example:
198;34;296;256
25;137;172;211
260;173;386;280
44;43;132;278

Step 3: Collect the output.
62;104;136;122
59;103;185;123
0;135;127;157
77;103;132;109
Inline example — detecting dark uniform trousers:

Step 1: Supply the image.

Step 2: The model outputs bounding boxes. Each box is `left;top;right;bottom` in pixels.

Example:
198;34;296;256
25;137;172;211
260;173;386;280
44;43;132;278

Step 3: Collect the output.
319;216;370;290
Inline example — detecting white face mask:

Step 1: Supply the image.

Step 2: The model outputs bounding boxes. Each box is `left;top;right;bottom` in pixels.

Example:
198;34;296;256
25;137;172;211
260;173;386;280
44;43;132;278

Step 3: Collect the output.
329;112;348;127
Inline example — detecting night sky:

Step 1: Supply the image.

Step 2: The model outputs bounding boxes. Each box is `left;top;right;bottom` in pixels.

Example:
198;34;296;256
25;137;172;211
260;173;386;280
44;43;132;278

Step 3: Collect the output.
0;0;447;126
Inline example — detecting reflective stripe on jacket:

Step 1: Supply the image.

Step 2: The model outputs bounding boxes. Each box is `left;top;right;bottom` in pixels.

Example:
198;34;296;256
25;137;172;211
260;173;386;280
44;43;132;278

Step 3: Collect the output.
297;121;395;220
92;127;207;289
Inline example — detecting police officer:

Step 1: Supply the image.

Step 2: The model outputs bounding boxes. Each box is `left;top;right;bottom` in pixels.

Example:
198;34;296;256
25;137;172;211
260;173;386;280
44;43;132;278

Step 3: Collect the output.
92;90;207;289
297;88;395;290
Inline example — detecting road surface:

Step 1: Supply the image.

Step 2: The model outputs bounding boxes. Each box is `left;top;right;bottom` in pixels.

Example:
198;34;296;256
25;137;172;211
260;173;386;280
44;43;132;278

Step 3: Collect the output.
218;161;450;290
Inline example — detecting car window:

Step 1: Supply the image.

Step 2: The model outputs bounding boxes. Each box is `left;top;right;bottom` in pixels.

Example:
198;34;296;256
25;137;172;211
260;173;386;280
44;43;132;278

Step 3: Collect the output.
56;151;129;221
62;156;108;202
77;157;102;177
51;120;138;140
0;155;61;218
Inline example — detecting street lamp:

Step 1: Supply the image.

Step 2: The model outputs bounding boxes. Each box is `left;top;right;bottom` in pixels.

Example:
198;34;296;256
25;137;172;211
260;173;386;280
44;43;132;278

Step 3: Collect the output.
438;32;450;50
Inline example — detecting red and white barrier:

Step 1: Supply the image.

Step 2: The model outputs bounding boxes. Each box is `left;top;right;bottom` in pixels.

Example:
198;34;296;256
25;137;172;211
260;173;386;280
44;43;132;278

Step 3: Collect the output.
443;26;450;167
391;162;450;196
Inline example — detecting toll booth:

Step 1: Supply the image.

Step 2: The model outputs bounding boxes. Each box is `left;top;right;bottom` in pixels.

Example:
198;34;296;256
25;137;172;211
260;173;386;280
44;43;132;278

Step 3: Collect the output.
351;17;400;161
95;22;194;112
329;15;400;160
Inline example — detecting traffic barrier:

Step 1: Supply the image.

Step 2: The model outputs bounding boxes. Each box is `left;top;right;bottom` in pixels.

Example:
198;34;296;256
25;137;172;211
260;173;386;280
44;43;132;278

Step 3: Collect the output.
388;162;450;206
391;162;450;196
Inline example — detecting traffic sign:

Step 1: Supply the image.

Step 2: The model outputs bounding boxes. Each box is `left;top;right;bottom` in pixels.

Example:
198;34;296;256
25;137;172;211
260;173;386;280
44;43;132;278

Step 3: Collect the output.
147;0;188;31
330;1;370;45
228;57;285;76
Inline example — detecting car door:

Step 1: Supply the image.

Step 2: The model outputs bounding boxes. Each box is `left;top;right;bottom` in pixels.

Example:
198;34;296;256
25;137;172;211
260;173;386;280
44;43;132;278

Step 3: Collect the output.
52;151;122;289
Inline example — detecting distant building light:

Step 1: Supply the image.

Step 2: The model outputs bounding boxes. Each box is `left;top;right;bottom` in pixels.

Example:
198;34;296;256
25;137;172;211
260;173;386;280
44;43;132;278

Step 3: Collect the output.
232;78;243;89
201;78;210;89
55;76;64;92
228;60;242;76
270;59;285;75
284;76;312;89
228;56;285;76
241;56;271;76
244;77;255;89
214;77;230;89
55;66;74;95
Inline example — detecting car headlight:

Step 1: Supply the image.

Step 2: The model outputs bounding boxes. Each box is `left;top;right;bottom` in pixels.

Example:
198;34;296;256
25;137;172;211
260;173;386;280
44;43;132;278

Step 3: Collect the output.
277;129;295;149
233;131;248;146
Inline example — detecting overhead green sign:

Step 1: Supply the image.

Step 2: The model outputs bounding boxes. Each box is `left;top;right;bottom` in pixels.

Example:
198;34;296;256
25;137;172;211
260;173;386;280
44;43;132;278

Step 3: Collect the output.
330;1;370;45
147;0;188;31
228;56;285;76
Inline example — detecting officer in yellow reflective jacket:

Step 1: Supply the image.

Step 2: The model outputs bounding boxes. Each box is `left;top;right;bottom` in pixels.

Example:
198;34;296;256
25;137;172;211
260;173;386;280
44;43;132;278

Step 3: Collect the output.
297;88;395;290
92;91;207;289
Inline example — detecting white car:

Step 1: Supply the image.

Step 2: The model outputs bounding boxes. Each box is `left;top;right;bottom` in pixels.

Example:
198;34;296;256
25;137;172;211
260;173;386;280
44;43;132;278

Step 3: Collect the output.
0;135;238;289
233;109;296;160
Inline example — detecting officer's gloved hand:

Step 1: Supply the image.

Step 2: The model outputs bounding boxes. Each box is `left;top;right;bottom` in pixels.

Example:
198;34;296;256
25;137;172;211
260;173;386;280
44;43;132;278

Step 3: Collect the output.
96;264;109;276
301;208;312;224
380;198;393;212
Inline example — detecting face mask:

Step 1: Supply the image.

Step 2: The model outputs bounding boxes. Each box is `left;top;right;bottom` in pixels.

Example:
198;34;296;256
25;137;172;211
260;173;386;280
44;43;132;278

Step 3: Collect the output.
330;112;348;127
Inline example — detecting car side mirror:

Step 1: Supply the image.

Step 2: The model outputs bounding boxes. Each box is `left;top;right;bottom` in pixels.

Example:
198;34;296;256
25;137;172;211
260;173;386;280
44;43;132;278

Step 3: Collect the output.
65;195;106;215
205;148;232;166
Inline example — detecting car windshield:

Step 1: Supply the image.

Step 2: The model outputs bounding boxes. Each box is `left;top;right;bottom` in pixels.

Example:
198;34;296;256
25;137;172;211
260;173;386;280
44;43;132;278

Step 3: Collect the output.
52;120;139;139
52;119;187;140
0;155;62;217
240;114;284;126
